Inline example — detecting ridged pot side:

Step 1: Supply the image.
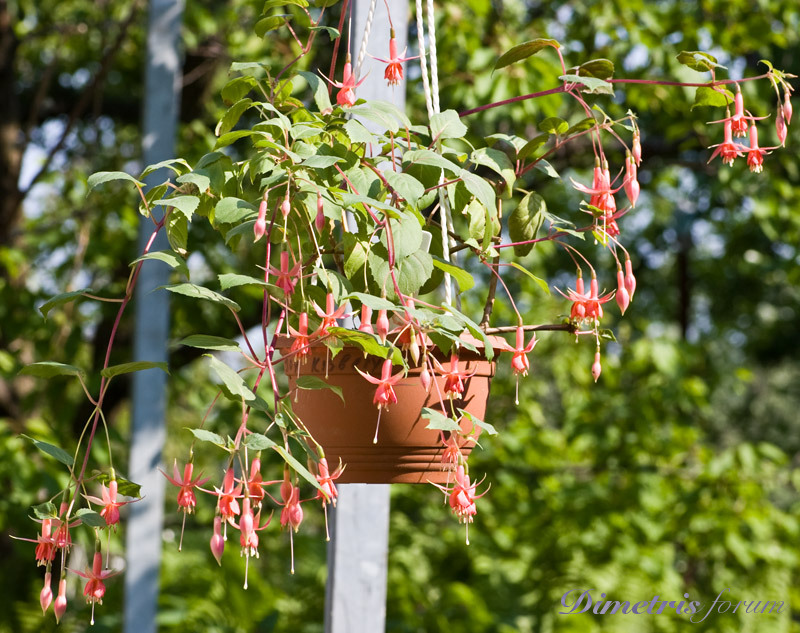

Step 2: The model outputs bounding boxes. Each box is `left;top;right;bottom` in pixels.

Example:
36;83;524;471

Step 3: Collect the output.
280;342;496;484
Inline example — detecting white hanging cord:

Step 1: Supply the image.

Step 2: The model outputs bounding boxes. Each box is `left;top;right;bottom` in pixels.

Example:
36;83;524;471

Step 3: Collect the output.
415;0;434;120
426;0;440;114
355;0;378;77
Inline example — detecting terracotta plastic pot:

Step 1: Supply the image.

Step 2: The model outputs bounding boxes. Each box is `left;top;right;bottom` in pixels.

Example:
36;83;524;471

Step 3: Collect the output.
278;339;496;484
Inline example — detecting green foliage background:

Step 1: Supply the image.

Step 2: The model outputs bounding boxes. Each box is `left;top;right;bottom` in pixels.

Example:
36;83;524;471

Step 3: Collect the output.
1;0;799;631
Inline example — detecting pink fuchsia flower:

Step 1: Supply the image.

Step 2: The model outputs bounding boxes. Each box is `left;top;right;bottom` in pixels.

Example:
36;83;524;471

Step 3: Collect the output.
431;465;488;544
245;458;266;507
746;123;770;173
371;30;419;87
321;54;367;107
34;519;57;566
213;468;241;526
160;460;210;550
53;578;67;623
315;192;326;232
84;480;135;528
267;251;301;298
279;471;305;574
776;109;787;145
433;353;477;400
502;326;537;405
40;571;53;615
210;516;225;565
731;90;750;137
708;117;748;166
315;457;343;507
356;358;404;443
571;159;620;217
234;497;272;589
558;275;613;323
289;312;313;363
440;434;461;471
312;293;349;337
70;551;119;624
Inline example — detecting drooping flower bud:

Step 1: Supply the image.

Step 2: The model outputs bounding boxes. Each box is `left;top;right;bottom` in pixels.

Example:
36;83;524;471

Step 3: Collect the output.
281;194;291;218
784;92;793;125
315;192;325;232
358;305;374;334
632;127;642;166
254;199;268;242
624;258;636;299
210;517;224;566
776;109;787;145
420;365;432;392
54;578;67;623
616;268;630;315
376;310;389;344
591;352;602;382
623;152;639;208
40;572;53;614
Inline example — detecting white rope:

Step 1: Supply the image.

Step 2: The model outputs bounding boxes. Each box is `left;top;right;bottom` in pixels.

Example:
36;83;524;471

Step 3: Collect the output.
415;0;434;121
355;0;378;78
426;0;440;114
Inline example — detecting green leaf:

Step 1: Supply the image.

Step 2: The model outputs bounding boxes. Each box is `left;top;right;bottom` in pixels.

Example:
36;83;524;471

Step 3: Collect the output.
343;293;397;311
676;50;725;72
221;75;259;103
430;110;468;140
384;171;425;206
326;327;404;364
140;158;191;179
566;117;598;136
508;262;550;294
101;361;169;379
494;38;560;70
20;361;84;380
216;98;255;137
298;71;332;112
75;508;106;528
538;117;569;135
309;25;340;39
206;355;260;402
578;58;615;80
383;211;423;260
459;409;497;435
302;155;343;169
432;257;475;292
343;234;370;280
23;435;74;467
218;273;283;299
533;159;560;179
517;135;549;161
87;171;144;190
187;428;225;446
295;375;344;402
343;119;377;145
166;211;188;256
422;407;462;432
215;197;257;224
38;289;92;319
176;171;211;193
559;74;613;95
131;250;189;279
245;433;276;451
92;471;142;498
692;86;735;109
460;169;496;213
255;15;289;37
32;502;59;520
402;149;461;175
179;335;241;352
161;283;241;311
470;148;515;197
509;192;546;257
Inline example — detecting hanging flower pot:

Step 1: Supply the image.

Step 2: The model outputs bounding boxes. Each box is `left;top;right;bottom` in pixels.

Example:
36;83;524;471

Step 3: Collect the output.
279;337;497;483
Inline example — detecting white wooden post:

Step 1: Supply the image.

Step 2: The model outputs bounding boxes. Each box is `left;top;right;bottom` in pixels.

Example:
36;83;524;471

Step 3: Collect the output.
124;2;184;632
324;2;408;631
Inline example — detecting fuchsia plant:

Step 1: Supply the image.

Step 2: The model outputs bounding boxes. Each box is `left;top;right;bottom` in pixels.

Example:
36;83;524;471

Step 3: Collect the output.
15;0;796;624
